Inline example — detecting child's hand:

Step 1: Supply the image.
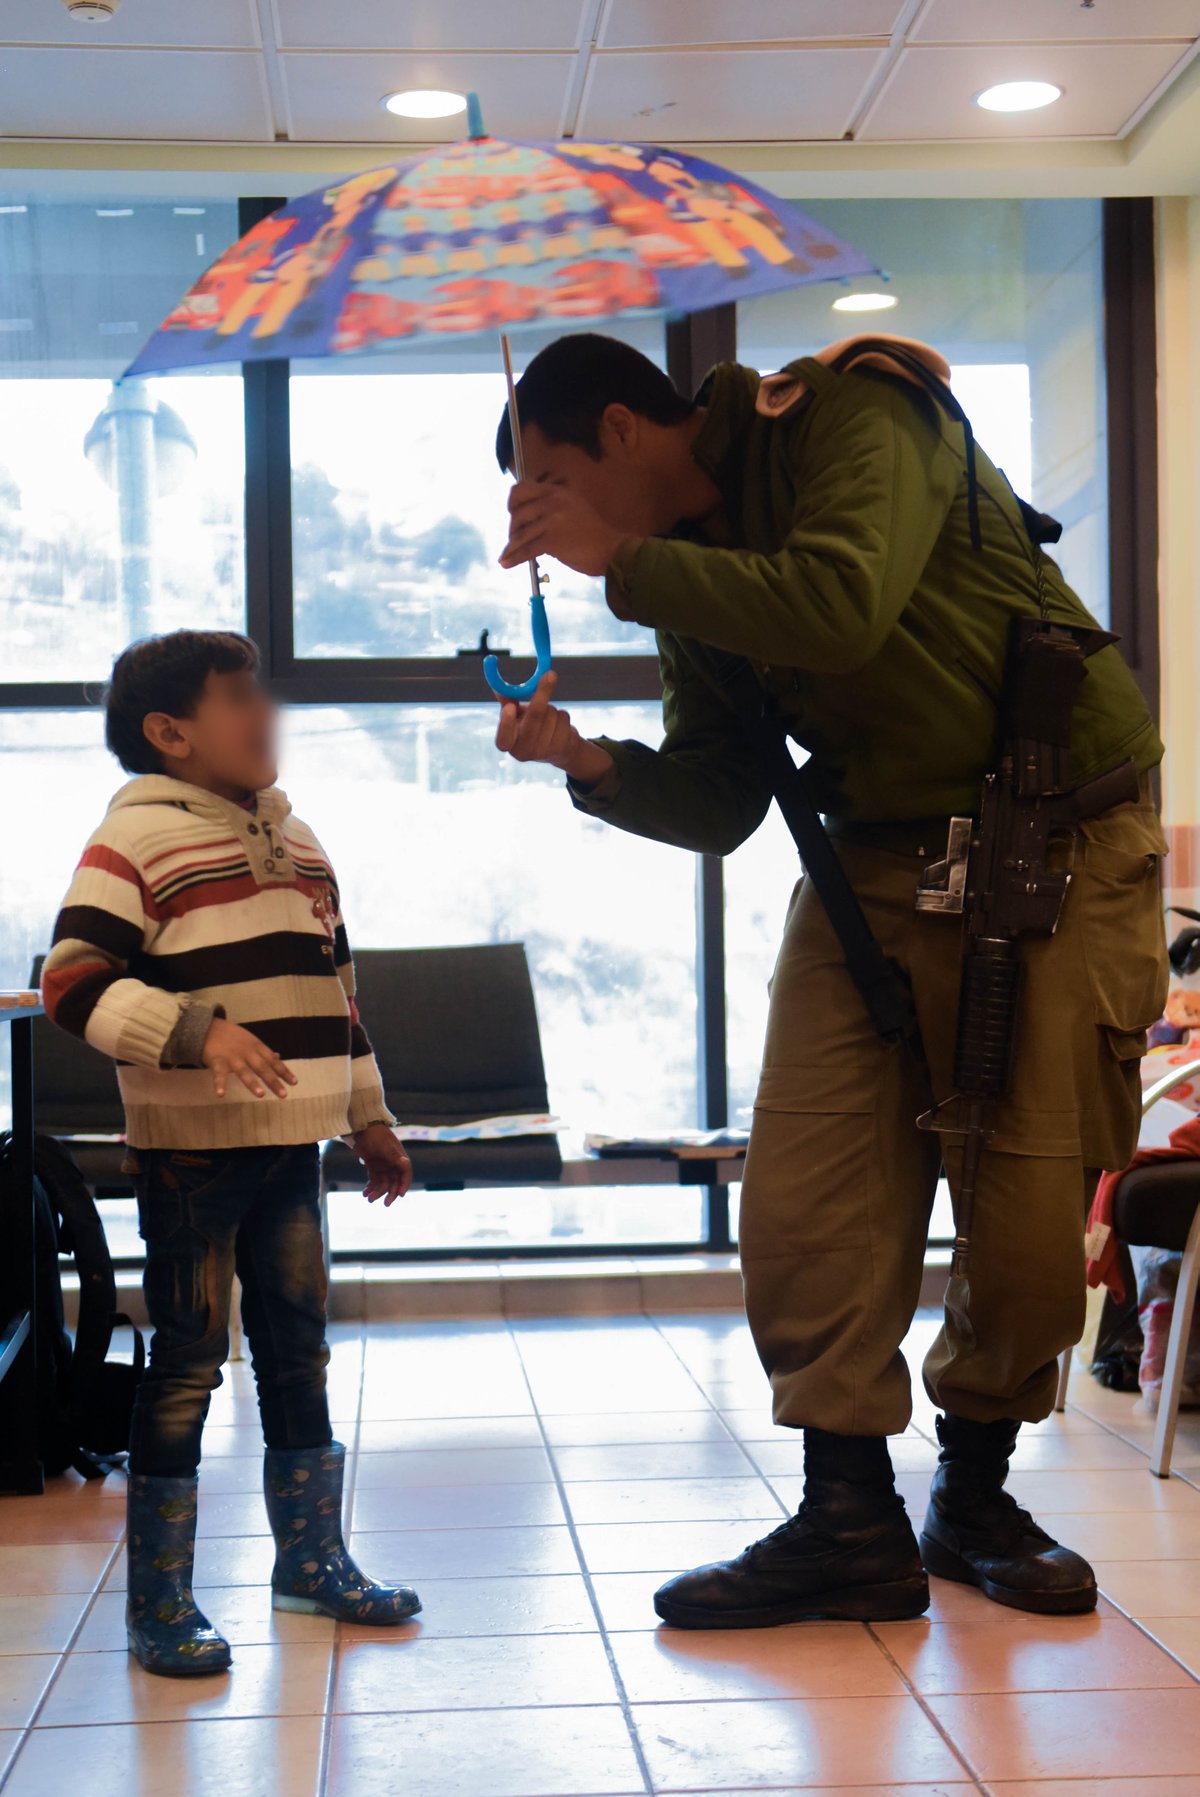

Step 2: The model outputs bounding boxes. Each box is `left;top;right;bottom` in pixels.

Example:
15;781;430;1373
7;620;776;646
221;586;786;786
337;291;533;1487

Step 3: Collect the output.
351;1124;412;1205
201;1016;297;1099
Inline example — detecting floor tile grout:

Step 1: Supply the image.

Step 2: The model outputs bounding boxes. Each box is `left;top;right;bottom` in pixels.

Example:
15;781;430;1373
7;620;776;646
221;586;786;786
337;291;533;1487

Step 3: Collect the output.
507;1319;657;1797
316;1316;368;1797
865;1619;990;1794
0;1535;125;1794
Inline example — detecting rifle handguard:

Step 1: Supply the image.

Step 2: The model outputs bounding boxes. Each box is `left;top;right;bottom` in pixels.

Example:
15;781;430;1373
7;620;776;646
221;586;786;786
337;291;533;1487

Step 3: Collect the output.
953;938;1021;1101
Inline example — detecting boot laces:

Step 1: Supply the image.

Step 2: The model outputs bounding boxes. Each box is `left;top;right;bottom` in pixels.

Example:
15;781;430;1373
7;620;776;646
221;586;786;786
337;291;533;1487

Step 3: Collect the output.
978;1483;1054;1550
741;1501;838;1565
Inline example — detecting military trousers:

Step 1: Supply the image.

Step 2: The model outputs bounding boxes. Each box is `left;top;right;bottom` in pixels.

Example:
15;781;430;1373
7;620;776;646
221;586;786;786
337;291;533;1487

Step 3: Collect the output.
738;790;1169;1436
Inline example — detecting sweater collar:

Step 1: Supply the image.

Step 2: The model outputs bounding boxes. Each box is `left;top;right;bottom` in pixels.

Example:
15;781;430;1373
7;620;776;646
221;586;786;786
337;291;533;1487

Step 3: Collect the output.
108;775;292;828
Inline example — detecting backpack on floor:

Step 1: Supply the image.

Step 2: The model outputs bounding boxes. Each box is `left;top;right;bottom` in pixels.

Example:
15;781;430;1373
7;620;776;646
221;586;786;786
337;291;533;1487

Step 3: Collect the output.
0;1130;145;1479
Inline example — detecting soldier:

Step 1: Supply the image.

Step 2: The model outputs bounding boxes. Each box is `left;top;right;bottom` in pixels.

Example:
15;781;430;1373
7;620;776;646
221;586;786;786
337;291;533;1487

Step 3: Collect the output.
492;331;1167;1627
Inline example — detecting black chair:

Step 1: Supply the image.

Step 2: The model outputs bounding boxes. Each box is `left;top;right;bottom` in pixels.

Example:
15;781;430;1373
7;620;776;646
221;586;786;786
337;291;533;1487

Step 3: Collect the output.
321;944;563;1192
28;957;130;1195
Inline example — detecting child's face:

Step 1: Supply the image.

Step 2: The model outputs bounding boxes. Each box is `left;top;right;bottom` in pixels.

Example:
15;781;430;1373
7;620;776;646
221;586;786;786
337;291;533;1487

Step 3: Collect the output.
150;668;279;796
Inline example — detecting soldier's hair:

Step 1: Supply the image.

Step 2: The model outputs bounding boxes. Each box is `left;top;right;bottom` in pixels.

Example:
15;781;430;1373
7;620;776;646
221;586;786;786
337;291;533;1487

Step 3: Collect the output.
495;333;696;469
105;630;261;775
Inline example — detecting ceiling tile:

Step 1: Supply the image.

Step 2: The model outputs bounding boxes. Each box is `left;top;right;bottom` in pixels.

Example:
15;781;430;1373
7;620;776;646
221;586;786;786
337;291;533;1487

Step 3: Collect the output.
861;41;1189;139
0;0;258;48
280;52;575;142
0;47;271;141
911;0;1200;44
600;0;905;47
274;0;588;52
580;47;884;140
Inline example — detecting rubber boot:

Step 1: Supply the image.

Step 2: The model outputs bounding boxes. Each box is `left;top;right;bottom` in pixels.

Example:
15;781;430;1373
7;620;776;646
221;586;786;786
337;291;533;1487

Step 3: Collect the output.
653;1429;929;1629
920;1414;1098;1614
125;1473;232;1677
264;1442;421;1624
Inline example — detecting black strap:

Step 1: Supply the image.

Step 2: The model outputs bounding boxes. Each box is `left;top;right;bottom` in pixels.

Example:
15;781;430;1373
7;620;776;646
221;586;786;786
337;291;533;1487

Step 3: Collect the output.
685;646;923;1052
824;338;984;552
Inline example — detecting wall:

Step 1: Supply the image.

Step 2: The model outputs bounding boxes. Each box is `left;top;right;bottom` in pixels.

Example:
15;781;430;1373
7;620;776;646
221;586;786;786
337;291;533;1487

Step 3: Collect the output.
1156;197;1200;912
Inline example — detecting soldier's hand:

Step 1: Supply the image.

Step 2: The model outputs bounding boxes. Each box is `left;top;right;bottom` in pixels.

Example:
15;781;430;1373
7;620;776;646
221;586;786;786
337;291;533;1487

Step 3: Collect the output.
202;1017;297;1100
493;673;614;787
499;480;629;577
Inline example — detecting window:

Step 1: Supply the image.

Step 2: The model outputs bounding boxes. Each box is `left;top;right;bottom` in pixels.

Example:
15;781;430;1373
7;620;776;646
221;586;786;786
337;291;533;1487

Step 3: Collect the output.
0;709;113;991
291;369;648;661
289;321;662;663
738;198;1109;625
0;199;245;680
281;701;698;1140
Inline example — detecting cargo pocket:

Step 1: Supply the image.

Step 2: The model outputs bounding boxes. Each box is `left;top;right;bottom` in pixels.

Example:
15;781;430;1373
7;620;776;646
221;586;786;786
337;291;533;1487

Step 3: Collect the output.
1078;803;1169;1169
1079;805;1169;1046
741;1063;881;1260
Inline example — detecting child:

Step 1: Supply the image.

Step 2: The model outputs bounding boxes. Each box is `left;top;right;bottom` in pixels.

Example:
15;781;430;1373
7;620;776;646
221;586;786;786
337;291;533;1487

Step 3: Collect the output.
42;630;419;1677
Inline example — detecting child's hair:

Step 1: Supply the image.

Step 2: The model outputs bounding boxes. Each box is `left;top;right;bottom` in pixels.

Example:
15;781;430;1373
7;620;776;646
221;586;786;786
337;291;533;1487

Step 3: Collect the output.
105;629;261;775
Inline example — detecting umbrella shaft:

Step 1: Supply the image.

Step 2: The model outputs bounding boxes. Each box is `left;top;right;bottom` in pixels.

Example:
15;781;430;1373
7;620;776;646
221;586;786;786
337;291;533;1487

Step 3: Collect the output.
500;332;543;602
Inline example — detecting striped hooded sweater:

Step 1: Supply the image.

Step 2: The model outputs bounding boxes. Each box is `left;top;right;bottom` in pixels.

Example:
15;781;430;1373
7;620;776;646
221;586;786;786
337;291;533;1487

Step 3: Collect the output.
42;775;394;1151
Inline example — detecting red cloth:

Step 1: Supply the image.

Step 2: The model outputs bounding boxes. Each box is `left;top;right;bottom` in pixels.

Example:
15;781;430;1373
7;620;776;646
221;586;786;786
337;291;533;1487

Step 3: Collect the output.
1086;1116;1200;1301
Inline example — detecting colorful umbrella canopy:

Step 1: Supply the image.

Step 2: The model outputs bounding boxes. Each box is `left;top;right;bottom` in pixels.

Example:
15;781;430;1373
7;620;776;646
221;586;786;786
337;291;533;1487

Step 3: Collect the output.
124;110;876;696
125;135;874;374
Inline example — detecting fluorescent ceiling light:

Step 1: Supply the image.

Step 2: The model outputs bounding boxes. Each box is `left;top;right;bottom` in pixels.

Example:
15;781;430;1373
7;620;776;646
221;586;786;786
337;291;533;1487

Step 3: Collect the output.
832;292;897;313
174;206;206;216
96;207;134;217
382;89;467;120
975;80;1062;114
0;204;28;215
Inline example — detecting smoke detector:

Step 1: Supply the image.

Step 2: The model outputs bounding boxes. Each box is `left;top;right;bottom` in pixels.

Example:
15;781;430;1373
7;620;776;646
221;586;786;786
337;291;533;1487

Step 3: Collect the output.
61;0;121;21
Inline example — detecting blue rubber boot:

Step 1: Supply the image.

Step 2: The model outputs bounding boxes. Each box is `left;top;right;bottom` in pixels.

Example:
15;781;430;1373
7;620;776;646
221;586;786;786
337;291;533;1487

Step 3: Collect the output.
263;1442;421;1624
126;1473;232;1677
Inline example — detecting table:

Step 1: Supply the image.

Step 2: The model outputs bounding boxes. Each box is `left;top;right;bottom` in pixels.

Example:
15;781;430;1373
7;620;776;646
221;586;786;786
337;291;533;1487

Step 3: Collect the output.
0;991;43;1494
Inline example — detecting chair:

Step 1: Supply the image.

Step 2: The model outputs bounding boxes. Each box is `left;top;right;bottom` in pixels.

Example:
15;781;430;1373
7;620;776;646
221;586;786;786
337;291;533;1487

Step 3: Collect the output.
1056;1054;1200;1479
27;957;130;1195
321;944;563;1194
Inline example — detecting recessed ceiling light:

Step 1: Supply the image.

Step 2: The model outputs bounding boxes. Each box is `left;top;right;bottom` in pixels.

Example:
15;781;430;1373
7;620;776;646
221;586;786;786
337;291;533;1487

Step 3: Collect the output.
832;292;898;313
975;80;1063;114
382;89;468;120
61;1;121;21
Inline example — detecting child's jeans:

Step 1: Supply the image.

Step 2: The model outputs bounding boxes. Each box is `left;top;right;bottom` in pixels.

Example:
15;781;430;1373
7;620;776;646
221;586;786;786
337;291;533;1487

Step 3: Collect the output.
127;1143;333;1477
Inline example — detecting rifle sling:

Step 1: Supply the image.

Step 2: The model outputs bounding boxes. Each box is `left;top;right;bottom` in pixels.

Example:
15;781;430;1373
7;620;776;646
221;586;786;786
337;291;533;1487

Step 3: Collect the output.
679;643;923;1053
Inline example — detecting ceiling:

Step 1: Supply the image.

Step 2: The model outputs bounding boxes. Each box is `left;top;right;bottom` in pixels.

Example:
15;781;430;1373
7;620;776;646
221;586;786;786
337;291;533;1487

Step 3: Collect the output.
0;0;1197;147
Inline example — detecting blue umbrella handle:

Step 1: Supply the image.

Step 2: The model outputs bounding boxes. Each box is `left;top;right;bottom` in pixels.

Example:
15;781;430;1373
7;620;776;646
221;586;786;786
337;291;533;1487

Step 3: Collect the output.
484;586;552;701
485;330;553;702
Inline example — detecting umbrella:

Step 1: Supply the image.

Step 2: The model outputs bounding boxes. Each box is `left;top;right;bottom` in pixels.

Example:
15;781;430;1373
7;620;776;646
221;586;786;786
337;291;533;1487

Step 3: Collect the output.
125;94;876;697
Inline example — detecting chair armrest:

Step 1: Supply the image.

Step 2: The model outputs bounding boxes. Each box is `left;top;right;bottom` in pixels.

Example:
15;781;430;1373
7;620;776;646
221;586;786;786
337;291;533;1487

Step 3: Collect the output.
1142;1056;1200;1115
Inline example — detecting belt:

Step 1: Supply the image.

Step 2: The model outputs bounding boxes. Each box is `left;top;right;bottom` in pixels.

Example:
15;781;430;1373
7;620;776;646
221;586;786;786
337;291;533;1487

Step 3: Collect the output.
825;763;1154;861
824;817;954;859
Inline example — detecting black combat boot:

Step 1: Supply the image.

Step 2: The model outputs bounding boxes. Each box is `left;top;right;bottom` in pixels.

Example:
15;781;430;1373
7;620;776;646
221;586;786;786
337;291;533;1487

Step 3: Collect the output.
653;1429;929;1629
920;1414;1097;1615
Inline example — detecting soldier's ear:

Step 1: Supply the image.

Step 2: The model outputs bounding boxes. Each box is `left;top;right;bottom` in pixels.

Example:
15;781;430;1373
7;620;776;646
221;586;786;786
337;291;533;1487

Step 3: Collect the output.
598;403;639;457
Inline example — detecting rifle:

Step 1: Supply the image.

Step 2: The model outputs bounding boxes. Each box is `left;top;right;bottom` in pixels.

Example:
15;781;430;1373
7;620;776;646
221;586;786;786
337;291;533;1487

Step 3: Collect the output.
916;617;1140;1299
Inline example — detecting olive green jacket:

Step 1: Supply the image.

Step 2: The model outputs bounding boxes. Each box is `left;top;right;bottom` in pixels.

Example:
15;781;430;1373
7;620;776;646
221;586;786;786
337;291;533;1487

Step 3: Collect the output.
571;353;1162;854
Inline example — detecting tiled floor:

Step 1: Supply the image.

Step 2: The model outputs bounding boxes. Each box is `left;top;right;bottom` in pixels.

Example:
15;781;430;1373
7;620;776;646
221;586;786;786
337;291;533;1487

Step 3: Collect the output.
1;1307;1199;1795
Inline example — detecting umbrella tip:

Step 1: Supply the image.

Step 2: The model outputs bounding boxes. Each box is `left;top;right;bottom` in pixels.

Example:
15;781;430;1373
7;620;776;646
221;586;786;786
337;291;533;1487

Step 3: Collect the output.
466;91;486;140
